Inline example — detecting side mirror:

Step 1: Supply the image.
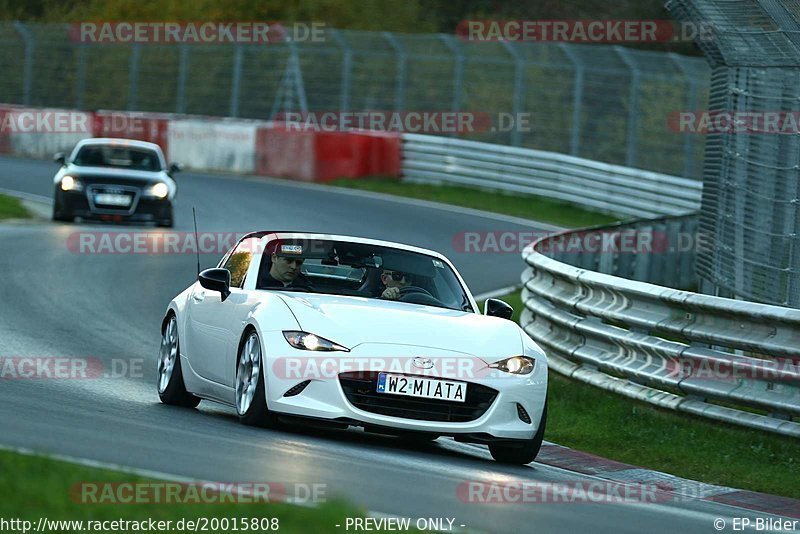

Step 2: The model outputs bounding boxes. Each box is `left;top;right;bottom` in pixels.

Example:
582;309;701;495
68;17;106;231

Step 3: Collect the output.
54;153;66;165
198;268;231;301
484;298;514;320
168;162;183;175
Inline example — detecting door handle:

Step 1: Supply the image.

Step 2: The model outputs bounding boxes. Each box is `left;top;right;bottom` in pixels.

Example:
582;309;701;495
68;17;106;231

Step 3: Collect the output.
192;292;205;303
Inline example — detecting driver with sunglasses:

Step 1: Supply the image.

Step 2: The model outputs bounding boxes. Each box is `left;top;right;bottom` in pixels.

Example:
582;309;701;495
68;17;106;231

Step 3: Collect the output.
380;269;412;300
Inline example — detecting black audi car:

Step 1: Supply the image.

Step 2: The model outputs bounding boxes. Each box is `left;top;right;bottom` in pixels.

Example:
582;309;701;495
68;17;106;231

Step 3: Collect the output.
52;138;181;227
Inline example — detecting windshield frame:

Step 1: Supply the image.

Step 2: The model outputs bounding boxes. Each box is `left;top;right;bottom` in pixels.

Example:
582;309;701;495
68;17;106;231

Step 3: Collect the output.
70;143;166;172
241;235;477;313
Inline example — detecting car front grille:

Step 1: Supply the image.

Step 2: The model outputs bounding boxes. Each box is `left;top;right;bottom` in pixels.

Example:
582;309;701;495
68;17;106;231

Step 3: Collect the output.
87;185;140;213
338;371;498;423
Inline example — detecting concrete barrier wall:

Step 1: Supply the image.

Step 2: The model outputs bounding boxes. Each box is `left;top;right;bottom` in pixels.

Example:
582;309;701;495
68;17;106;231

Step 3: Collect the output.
4;107;93;159
0;103;403;182
94;111;172;155
168;120;259;174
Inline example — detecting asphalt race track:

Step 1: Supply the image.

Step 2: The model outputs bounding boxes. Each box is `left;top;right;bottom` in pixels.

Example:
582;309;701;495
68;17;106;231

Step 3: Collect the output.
0;155;767;532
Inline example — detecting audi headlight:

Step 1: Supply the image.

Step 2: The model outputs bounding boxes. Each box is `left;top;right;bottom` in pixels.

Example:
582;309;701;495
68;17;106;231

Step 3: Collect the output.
283;331;349;352
489;356;535;375
60;176;83;192
147;182;169;199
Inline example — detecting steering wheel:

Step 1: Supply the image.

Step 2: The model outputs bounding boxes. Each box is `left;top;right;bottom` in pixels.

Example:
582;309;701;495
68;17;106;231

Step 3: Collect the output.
398;286;434;298
397;286;445;307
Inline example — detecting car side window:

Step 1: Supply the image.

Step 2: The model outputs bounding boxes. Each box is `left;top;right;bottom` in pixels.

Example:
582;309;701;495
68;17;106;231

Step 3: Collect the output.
223;238;258;288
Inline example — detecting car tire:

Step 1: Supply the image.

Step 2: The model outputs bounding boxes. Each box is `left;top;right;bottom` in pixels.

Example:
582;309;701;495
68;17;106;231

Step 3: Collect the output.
236;330;277;428
157;217;173;228
157;314;201;408
52;202;73;222
489;400;547;465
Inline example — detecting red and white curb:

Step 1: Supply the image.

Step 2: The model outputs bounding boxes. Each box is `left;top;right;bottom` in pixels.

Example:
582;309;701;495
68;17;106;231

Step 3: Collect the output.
536;442;800;519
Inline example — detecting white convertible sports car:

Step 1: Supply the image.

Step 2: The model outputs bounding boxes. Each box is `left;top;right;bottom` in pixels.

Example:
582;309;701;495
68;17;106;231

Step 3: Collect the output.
158;232;548;464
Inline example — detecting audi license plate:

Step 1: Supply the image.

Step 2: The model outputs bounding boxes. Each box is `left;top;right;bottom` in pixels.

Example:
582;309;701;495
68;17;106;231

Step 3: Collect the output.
95;193;131;207
377;373;466;402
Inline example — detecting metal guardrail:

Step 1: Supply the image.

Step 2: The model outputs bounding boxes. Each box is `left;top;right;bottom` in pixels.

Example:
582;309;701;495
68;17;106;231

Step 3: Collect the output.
401;133;702;218
521;219;800;438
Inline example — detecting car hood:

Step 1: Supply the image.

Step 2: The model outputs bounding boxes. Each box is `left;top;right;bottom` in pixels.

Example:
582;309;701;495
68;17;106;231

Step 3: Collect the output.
274;293;525;362
64;165;167;182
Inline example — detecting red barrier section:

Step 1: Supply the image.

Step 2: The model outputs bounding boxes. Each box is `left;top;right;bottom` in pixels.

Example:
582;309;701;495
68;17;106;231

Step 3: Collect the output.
0;108;12;154
255;124;401;182
314;130;401;181
93;111;171;155
255;124;316;181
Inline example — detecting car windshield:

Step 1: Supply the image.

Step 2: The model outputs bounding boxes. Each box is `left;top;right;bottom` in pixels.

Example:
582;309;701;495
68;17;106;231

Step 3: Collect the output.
72;146;162;171
256;239;473;312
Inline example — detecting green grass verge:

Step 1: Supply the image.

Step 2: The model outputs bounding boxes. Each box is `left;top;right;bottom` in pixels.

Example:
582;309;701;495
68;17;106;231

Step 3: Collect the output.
0;450;404;533
329;177;619;228
478;291;799;499
0;194;30;220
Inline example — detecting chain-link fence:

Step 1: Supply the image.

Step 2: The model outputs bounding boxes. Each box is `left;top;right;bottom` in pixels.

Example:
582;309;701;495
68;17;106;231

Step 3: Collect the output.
667;0;800;307
0;22;710;179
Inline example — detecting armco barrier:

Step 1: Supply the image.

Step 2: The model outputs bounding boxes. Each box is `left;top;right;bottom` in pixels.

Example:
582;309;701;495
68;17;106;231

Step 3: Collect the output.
401;133;702;218
521;219;800;438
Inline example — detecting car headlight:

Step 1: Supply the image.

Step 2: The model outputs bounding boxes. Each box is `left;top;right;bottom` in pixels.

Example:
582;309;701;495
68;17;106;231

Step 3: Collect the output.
147;182;169;199
489;356;535;375
60;176;83;192
283;331;349;352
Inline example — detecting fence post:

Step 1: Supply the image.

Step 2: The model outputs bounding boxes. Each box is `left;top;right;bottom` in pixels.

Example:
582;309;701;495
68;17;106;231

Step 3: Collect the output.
330;29;353;112
670;53;699;179
382;32;406;112
501;40;525;147
440;34;464;137
558;43;585;157
229;45;244;117
128;44;141;111
615;46;641;168
176;45;188;113
13;22;34;105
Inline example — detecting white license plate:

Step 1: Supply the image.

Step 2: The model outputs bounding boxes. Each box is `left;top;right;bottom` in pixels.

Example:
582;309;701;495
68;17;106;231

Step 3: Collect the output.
95;193;131;207
377;373;466;402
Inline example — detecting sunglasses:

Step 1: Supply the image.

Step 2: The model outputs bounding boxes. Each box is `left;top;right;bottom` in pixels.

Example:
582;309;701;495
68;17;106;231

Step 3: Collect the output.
384;271;407;281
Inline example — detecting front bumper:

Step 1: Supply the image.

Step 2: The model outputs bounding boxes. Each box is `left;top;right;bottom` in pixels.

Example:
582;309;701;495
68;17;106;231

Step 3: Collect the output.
55;189;173;224
261;332;548;441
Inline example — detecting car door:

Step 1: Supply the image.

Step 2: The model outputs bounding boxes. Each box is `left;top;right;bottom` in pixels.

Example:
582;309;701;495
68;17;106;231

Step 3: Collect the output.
184;238;259;385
